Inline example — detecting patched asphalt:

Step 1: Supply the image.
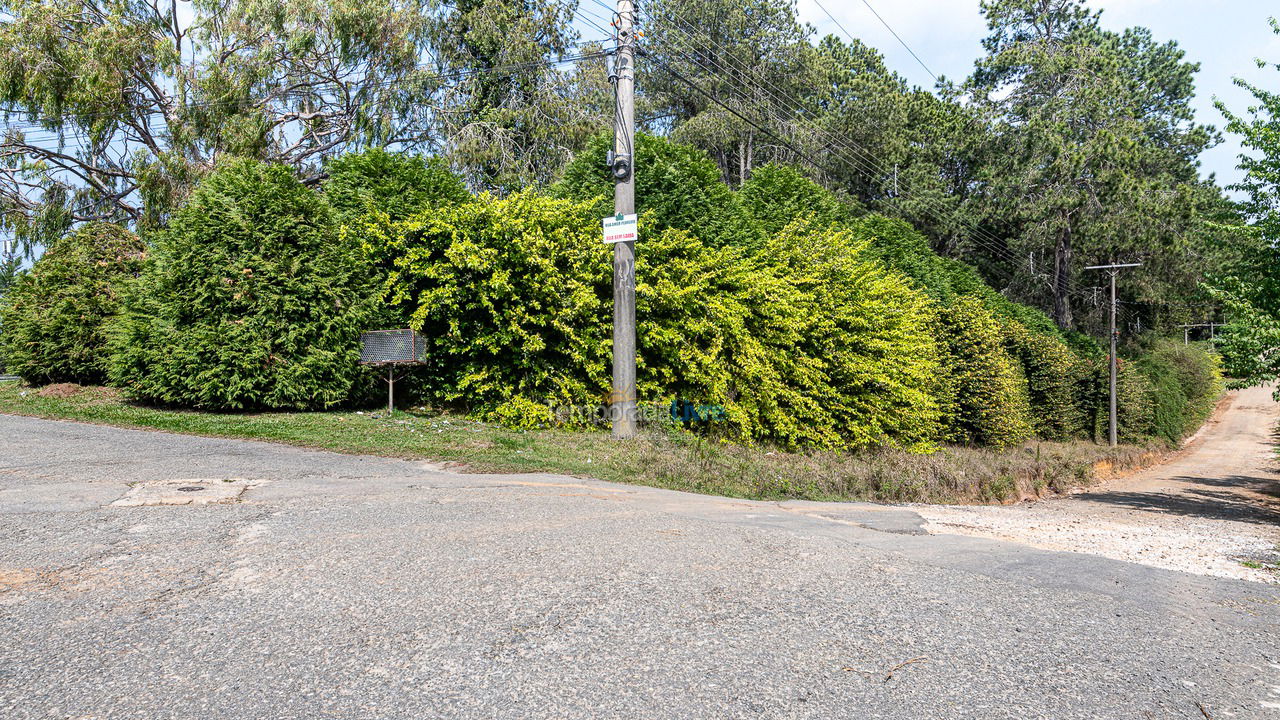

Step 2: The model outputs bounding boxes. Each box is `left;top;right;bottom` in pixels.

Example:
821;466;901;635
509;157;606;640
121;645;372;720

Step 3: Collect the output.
1;414;1277;719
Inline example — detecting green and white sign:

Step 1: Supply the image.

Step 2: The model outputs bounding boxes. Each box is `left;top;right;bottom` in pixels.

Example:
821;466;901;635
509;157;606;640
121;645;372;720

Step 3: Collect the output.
602;213;638;244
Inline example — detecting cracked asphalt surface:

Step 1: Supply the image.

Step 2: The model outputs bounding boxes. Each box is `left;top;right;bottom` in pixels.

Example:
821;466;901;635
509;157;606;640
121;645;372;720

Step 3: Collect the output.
1;414;1278;719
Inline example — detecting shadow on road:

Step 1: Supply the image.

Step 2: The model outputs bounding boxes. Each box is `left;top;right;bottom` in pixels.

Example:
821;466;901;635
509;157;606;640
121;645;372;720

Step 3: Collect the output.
1076;476;1280;526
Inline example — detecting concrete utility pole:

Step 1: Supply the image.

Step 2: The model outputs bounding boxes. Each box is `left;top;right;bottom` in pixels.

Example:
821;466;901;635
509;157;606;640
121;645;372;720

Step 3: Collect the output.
609;0;638;438
1084;262;1142;447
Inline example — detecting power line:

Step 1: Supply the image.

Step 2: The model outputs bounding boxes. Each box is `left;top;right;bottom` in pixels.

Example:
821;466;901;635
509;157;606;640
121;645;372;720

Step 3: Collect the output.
633;1;1195;320
637;4;1059;289
651;61;833;179
815;0;938;83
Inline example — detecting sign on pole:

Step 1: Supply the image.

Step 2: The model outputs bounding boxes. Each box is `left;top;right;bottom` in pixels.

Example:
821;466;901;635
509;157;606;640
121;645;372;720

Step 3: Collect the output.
602;213;638;244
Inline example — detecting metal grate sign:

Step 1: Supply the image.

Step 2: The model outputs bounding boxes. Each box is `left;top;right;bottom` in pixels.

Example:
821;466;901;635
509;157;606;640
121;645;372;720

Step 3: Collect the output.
359;329;427;365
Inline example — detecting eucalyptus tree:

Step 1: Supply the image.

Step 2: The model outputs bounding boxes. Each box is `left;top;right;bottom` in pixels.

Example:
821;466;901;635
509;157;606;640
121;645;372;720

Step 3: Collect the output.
0;0;608;253
0;0;445;253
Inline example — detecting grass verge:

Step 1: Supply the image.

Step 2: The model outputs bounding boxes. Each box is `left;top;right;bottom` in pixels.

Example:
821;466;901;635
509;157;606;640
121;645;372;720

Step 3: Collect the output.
0;382;1163;505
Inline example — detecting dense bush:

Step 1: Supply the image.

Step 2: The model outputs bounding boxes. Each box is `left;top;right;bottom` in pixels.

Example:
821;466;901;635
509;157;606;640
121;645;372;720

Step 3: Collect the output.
0;223;145;384
855;214;963;300
634;227;803;435
366;191;941;449
556;138;1201;450
324;148;469;226
934;296;1034;448
554;133;763;249
1079;341;1222;446
1111;360;1156;445
326;148;473;333
757;222;941;449
63;135;1217;452
1133;339;1223;444
353;138;1221;451
639;222;941;450
739;164;859;235
1001;319;1092;440
364;190;611;419
109;159;374;410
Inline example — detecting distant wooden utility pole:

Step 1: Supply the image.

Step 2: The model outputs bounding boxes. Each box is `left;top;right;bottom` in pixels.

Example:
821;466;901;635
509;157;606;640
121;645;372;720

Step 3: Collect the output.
609;0;638;438
1084;262;1142;447
1178;323;1220;345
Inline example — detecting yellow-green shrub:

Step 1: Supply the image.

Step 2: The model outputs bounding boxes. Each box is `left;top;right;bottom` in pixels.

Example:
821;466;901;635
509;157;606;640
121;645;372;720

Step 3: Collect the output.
1001;319;1091;440
368;191;942;450
366;190;612;414
756;221;942;450
1111;360;1156;444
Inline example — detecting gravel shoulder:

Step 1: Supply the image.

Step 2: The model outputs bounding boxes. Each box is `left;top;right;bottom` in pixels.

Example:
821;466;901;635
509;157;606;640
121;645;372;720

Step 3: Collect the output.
916;384;1280;583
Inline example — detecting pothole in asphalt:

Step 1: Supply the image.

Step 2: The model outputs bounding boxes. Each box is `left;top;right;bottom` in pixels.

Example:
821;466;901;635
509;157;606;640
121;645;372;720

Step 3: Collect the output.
110;479;261;507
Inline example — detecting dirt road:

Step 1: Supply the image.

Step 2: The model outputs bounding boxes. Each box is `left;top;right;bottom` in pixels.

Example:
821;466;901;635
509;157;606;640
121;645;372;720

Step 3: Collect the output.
917;384;1280;583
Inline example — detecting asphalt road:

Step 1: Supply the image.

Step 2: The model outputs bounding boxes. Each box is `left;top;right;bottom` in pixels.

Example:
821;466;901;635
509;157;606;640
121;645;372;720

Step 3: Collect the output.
1;414;1278;719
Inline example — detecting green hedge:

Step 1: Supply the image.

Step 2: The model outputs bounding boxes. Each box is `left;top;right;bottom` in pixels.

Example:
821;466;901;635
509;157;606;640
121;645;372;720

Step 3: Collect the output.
1001;318;1093;440
1080;341;1223;446
739;164;860;235
324;148;469;226
109;158;375;410
1133;339;1223;444
363;191;942;450
53;139;1220;453
0;223;145;384
554;133;764;249
558;137;1217;450
934;296;1034;448
362;190;611;418
775;222;942;449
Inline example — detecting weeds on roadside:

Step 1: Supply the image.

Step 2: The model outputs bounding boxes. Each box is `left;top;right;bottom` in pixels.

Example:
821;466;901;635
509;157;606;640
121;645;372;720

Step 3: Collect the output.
0;382;1161;505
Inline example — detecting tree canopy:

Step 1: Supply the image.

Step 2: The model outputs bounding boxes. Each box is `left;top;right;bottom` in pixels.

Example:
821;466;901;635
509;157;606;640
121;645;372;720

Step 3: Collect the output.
0;0;606;253
1211;17;1280;396
967;0;1223;331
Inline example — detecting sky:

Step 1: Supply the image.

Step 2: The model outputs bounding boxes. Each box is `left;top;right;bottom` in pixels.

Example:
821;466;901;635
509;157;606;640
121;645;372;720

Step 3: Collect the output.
795;0;1280;191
